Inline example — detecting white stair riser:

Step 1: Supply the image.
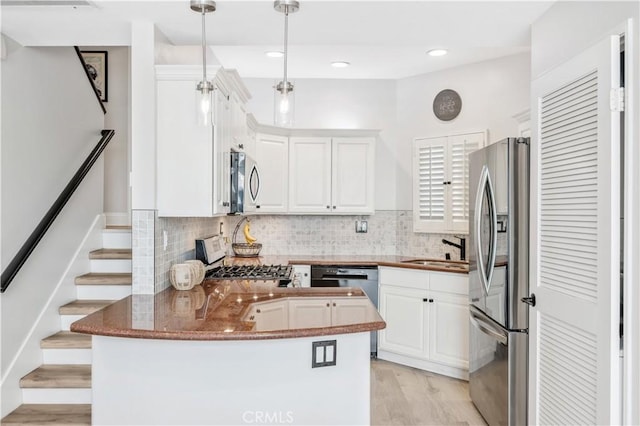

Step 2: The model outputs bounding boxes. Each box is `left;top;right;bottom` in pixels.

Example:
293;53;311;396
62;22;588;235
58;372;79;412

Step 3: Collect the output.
22;388;91;404
90;259;131;273
61;315;87;331
77;285;131;300
102;232;132;249
43;349;92;365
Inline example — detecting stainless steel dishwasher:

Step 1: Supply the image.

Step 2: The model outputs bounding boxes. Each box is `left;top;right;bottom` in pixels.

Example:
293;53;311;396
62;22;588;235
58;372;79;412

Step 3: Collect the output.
310;265;379;357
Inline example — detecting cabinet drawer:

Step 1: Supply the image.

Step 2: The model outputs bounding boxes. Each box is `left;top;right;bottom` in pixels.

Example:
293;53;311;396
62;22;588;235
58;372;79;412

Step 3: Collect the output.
379;267;429;290
429;271;468;295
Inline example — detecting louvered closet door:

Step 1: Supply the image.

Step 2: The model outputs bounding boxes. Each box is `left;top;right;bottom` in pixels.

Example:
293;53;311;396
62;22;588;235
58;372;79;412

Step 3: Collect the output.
413;137;446;232
450;133;484;232
529;35;621;425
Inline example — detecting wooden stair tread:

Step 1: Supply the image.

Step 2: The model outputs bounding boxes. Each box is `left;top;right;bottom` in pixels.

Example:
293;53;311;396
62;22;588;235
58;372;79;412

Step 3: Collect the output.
59;300;113;315
20;365;91;388
41;332;91;349
1;404;91;425
88;248;131;260
75;272;131;285
105;225;131;230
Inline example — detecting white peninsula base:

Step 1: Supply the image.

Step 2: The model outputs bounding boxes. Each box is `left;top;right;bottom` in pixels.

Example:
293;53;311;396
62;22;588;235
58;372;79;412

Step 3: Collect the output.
92;333;370;425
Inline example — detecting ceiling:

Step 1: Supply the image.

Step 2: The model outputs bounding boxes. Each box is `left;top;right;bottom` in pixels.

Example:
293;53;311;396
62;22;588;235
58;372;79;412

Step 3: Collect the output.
1;0;555;79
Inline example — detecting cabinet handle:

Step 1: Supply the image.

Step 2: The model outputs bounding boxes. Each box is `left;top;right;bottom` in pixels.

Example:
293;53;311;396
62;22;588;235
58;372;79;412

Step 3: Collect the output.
333;302;336;307
326;303;330;307
256;309;261;313
429;299;434;303
249;316;255;320
238;143;244;150
222;202;230;207
332;206;336;209
423;298;429;302
326;205;331;209
256;205;261;209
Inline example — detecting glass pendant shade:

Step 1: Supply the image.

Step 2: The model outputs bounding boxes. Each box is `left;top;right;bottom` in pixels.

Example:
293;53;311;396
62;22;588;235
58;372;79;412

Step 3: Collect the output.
274;80;294;127
196;82;213;126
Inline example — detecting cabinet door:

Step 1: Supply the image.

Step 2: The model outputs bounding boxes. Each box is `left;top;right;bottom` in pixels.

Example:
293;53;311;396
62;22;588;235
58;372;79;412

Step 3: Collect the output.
288;137;332;213
413;137;447;232
378;285;428;358
288;299;331;328
449;132;485;233
213;88;230;215
331;137;375;214
428;292;469;368
157;79;214;217
229;92;247;152
255;134;289;213
254;300;288;331
331;298;370;326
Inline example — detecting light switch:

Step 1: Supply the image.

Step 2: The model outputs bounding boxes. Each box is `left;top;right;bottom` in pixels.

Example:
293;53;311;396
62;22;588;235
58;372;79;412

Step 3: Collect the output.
312;340;337;368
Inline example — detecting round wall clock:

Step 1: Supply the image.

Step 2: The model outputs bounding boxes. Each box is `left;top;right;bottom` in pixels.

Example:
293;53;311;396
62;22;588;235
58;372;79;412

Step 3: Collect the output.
433;89;462;121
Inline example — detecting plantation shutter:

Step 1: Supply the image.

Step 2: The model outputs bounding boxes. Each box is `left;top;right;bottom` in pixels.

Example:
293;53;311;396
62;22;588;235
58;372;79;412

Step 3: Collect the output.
413;137;446;230
450;132;484;232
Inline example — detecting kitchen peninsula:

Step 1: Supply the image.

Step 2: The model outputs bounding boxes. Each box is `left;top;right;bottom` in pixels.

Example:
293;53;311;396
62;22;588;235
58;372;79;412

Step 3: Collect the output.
71;280;384;425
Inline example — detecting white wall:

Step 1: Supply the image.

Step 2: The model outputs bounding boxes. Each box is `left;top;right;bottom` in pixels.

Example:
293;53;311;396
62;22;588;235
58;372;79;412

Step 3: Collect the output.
0;43;105;416
100;46;130;215
243;78;399;210
395;53;530;210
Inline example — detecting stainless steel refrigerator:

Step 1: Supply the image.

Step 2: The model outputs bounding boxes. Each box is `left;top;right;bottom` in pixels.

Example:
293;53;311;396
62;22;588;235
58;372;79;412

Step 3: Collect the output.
468;137;529;426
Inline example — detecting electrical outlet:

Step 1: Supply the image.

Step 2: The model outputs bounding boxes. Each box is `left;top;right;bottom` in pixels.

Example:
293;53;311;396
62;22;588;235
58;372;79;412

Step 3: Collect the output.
355;220;368;233
312;340;337;368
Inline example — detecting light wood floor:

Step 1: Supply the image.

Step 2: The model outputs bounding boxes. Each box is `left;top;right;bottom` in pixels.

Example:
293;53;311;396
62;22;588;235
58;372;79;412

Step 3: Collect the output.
371;360;487;426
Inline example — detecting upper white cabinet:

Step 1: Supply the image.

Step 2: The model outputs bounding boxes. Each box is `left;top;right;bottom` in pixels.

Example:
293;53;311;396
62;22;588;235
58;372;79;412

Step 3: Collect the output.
289;136;375;214
412;131;486;233
255;133;289;213
156;66;250;217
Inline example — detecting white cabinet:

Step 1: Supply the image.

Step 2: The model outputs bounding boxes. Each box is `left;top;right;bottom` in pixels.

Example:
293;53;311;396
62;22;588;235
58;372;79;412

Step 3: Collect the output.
288;299;332;328
255;133;289;213
288;137;332;213
288;297;370;328
289;136;375;214
246;300;288;331
378;267;469;379
156;66;250;217
413;131;486;233
378;285;428;358
156;69;229;217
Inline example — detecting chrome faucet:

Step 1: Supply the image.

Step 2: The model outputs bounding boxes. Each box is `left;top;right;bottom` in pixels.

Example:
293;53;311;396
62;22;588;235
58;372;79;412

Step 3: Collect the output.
442;236;466;261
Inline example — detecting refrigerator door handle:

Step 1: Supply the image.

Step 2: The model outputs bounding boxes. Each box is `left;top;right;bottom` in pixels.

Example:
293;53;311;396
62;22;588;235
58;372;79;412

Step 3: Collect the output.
470;307;508;345
474;165;498;295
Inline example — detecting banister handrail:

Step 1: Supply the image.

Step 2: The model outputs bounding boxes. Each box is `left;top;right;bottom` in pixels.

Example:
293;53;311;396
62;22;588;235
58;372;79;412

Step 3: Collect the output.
1;129;115;293
74;46;107;115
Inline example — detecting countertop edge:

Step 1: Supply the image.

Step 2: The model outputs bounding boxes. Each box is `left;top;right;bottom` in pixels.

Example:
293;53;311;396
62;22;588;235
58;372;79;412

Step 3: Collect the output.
70;320;386;341
286;258;469;274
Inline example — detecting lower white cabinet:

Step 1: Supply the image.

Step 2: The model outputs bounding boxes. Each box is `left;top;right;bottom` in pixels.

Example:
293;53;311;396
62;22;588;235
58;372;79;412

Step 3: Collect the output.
378;267;469;380
246;300;288;331
288;297;371;328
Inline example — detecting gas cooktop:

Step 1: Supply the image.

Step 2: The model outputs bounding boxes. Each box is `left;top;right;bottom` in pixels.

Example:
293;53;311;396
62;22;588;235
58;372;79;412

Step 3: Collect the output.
205;264;293;282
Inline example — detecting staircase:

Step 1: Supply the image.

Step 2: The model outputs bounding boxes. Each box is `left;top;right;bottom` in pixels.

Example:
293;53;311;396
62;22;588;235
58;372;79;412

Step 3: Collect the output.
2;225;132;425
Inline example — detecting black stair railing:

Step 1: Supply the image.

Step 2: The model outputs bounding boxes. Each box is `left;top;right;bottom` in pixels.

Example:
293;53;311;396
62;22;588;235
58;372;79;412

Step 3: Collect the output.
1;129;116;293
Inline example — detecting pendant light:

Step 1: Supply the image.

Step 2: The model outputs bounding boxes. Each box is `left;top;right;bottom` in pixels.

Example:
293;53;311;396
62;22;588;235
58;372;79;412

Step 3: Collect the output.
274;0;299;127
191;0;216;126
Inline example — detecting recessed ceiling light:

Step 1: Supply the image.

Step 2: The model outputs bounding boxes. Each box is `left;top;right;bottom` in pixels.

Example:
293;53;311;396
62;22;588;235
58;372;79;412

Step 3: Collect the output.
427;49;448;57
265;51;284;58
331;61;350;68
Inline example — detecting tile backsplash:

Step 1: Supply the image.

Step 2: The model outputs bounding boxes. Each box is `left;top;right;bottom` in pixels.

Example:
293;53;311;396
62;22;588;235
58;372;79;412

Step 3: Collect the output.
141;210;468;293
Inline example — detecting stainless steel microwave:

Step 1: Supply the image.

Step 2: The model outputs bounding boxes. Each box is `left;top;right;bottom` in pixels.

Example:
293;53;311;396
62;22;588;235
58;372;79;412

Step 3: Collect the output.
230;151;260;214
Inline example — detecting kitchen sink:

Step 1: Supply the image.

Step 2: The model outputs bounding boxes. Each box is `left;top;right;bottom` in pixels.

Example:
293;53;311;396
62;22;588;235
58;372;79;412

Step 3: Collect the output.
401;259;469;270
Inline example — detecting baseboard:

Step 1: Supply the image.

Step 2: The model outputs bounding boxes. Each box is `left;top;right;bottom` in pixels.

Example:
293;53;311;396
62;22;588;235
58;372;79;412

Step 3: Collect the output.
0;214;104;417
104;212;130;226
377;350;469;381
